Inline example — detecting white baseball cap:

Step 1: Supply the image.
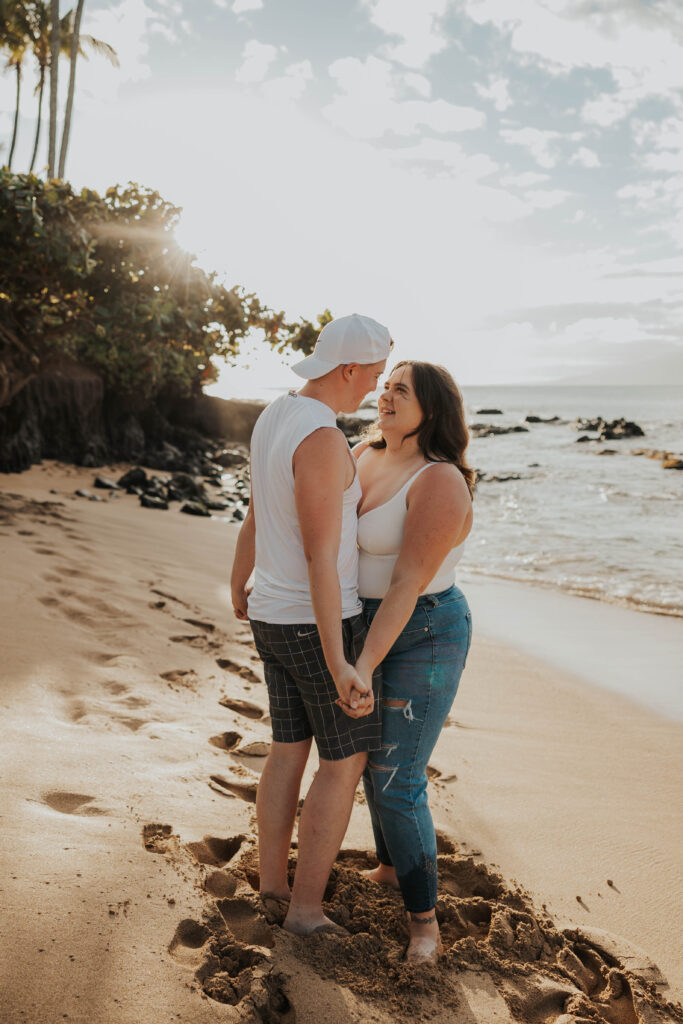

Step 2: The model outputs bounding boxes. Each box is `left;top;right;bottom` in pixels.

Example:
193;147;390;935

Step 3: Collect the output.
292;313;392;380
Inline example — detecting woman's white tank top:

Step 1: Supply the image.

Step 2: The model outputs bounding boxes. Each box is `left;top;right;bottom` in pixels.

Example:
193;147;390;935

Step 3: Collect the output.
357;462;465;600
247;391;362;624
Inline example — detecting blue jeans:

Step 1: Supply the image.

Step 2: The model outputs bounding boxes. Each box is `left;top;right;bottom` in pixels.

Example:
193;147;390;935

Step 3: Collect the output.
362;585;472;913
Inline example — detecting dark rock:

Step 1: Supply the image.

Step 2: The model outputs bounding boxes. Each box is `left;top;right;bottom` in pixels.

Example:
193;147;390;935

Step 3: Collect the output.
167;472;208;503
75;488;96;499
573;417;604;432
143;476;170;500
180;501;211;517
576;435;592;443
476;408;503;415
337;415;369;439
117;467;147;490
599;418;644;440
595;449;618;455
478;472;522;482
140;494;169;510
93;475;121;490
205;499;230;511
470;423;529;438
573;417;644;440
524;415;561;424
662;459;683;470
215;448;249;468
232;508;245;521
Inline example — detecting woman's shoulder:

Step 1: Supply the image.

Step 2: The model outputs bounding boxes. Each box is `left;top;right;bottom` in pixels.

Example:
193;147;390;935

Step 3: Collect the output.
352;439;375;461
409;461;471;502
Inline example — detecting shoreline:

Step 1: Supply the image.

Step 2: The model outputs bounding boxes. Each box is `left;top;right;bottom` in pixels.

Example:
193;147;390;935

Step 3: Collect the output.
1;462;682;1022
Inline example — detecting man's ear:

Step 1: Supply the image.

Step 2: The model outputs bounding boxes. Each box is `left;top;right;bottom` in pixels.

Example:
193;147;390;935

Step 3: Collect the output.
341;362;359;382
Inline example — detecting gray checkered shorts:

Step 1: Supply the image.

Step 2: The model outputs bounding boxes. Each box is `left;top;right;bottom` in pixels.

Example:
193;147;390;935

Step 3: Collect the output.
249;614;382;761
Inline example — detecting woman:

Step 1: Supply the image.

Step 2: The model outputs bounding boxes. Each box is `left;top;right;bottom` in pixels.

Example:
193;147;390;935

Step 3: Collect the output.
346;360;475;963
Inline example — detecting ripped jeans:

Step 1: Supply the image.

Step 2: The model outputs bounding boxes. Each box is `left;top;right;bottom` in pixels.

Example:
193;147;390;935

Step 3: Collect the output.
361;585;472;914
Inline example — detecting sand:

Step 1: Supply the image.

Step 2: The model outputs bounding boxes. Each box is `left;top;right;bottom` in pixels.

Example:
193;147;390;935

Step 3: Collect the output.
1;461;681;1024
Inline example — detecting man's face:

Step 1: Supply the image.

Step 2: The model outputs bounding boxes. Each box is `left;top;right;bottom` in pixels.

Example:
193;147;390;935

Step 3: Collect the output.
341;360;386;412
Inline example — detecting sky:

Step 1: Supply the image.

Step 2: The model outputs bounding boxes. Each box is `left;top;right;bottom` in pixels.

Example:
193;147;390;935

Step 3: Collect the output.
2;0;683;392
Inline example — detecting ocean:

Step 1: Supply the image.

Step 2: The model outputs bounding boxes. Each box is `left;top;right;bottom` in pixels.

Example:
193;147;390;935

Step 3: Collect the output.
224;384;683;618
458;385;683;618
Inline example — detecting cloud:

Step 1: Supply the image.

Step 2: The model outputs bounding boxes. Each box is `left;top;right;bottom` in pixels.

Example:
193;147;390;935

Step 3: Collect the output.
360;0;451;68
571;146;601;168
325;56;485;140
475;76;512;112
232;0;264;13
463;0;683;126
261;61;314;102
500;127;564;168
235;40;278;84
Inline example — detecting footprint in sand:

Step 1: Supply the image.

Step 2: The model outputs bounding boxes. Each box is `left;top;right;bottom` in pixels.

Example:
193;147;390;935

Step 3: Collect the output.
216;897;275;949
185;834;245;867
32;546;58;556
142;823;180;856
150;588;191;609
218;696;266;720
43;791;106;816
209;731;243;751
204;870;240;899
216;658;262;685
235;741;270;757
160;669;199;690
183;618;216;633
426;765;457;784
209;775;258;803
168;919;213;965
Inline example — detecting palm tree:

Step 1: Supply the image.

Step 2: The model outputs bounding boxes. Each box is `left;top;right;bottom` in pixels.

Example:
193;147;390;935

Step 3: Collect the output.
57;0;118;178
2;1;30;168
27;3;116;175
47;0;58;177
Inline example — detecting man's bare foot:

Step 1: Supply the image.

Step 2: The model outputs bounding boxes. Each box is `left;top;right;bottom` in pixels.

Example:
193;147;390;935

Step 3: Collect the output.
282;907;349;937
363;863;400;890
405;911;442;963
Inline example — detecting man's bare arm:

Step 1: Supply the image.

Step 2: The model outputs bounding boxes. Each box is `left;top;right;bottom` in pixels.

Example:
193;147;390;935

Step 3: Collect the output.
294;428;372;714
230;498;255;621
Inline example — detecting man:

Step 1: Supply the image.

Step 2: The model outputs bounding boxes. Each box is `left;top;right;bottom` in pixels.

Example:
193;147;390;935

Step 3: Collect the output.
230;313;391;936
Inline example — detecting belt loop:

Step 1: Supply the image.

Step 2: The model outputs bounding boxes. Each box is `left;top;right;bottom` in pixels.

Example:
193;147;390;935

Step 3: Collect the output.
428;594;439;607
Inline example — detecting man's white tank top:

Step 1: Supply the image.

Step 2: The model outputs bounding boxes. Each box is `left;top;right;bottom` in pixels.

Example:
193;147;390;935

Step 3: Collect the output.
247;391;363;624
357;462;465;599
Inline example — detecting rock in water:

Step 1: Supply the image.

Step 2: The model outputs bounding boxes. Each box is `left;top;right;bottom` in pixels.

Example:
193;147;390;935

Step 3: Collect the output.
476;408;503;415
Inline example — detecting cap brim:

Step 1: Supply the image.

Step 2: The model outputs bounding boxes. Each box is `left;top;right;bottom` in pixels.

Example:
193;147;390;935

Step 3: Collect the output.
291;354;340;380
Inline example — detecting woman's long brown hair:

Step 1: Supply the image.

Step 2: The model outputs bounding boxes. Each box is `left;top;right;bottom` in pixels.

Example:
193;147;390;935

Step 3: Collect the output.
365;361;476;497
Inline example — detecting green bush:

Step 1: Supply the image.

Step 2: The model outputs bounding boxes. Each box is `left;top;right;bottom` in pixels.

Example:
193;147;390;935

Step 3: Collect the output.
0;170;319;407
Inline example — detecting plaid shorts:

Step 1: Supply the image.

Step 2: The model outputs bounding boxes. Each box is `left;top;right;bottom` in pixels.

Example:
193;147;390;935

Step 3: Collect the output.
249;614;382;761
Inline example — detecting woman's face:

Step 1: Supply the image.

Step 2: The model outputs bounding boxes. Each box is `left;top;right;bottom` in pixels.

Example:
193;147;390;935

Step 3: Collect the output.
377;365;424;439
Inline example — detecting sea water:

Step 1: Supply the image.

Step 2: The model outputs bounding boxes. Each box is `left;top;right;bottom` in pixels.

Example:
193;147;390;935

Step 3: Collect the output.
459;386;683;617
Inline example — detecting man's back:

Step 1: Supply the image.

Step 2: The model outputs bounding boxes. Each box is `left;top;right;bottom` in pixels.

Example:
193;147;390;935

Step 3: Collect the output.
247;391;362;625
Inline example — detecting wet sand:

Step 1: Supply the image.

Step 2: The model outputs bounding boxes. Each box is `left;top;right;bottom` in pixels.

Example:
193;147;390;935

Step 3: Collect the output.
0;462;681;1024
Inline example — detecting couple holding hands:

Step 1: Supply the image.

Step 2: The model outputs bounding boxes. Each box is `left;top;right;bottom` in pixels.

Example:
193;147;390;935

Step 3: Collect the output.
230;313;474;963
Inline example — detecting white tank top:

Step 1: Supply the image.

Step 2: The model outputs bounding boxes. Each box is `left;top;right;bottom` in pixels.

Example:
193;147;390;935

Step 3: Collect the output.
357;462;465;600
247;391;363;624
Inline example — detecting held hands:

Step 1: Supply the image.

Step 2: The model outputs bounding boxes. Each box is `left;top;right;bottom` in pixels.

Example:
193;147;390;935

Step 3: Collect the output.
333;663;374;719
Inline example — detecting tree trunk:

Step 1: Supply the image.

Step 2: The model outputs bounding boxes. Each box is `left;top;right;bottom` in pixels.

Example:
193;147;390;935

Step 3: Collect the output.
29;64;46;173
48;0;60;178
8;62;21;169
57;0;84;180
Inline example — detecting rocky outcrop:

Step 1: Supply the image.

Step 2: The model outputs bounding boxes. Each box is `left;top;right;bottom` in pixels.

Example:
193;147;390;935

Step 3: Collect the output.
524;415;562;424
573;417;644;440
0;361;269;474
470;423;529;437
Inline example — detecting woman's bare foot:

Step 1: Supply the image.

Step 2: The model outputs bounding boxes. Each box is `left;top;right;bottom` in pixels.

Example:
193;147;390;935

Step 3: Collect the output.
282;906;349;937
363;863;401;890
405;910;442;963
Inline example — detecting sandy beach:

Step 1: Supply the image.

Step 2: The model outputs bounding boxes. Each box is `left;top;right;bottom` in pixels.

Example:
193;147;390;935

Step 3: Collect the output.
1;461;682;1024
